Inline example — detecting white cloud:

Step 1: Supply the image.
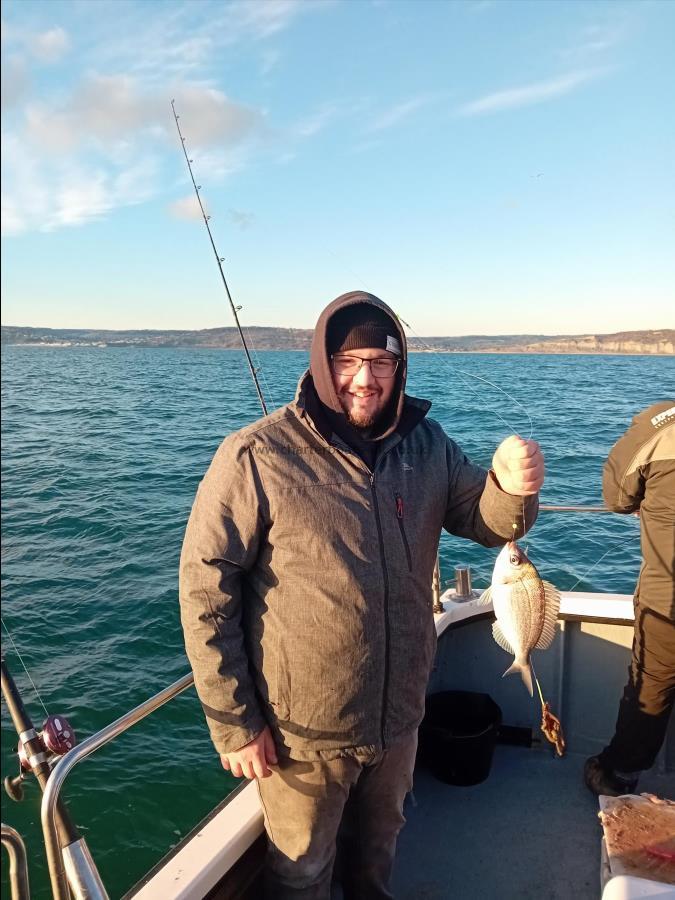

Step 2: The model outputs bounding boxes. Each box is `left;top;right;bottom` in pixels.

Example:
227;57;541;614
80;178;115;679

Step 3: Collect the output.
368;95;438;132
31;26;70;63
1;135;49;235
72;0;330;85
226;0;308;39
73;75;150;139
0;0;334;238
17;74;264;156
294;105;339;138
171;84;265;147
1;131;158;236
3;22;71;63
561;16;631;63
457;69;606;116
168;195;206;222
49;172;111;228
2;72;265;235
24;104;78;153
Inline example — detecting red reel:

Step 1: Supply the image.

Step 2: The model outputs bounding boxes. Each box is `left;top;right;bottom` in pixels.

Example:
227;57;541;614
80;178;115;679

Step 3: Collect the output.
17;714;76;770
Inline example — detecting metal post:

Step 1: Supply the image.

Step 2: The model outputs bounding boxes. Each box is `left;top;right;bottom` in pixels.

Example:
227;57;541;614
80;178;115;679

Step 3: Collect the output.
42;673;194;900
2;824;30;900
454;565;473;600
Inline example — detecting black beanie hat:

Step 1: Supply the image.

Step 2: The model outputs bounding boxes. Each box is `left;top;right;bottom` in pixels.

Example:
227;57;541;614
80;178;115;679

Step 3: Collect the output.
326;304;402;356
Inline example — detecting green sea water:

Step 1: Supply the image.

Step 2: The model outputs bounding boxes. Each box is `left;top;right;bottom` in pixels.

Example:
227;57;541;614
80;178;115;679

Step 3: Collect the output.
1;346;673;898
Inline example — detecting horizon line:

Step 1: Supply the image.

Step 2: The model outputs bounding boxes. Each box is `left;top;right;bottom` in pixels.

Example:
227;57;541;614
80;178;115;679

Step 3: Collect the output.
2;324;672;340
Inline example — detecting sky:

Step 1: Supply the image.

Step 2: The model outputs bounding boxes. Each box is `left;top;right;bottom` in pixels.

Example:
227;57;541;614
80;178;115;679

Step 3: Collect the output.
1;0;674;335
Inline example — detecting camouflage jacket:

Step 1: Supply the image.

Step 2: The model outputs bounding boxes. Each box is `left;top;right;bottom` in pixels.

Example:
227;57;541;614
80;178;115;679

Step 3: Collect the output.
603;401;675;619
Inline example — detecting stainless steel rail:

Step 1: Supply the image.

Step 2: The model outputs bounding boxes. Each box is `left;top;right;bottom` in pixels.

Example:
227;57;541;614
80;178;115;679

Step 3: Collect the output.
42;672;195;900
2;823;30;900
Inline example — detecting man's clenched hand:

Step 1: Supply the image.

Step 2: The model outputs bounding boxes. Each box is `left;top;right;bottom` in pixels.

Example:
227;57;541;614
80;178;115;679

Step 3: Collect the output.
220;727;278;779
492;436;545;496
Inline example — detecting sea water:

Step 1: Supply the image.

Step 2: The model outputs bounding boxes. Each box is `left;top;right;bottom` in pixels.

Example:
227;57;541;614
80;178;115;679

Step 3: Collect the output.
1;346;673;898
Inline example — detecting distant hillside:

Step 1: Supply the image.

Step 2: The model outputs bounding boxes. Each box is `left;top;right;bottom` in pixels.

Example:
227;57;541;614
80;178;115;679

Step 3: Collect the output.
516;330;675;355
0;325;313;350
1;326;673;355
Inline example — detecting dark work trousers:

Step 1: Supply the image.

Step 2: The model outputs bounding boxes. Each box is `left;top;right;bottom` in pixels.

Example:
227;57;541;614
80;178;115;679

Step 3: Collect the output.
600;602;675;773
256;732;417;900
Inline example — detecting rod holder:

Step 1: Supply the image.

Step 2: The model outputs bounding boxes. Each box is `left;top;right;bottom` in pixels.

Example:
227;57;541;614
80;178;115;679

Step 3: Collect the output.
454;565;474;601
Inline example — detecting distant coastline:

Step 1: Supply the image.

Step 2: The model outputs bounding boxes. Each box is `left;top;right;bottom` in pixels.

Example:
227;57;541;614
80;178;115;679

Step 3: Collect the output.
1;326;673;355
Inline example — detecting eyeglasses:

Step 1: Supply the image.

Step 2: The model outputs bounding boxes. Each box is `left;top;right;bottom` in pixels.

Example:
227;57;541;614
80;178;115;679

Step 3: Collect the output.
331;355;400;378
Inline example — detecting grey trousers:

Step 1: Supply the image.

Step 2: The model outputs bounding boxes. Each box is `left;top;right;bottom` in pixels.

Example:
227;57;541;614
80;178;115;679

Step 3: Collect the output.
256;732;418;900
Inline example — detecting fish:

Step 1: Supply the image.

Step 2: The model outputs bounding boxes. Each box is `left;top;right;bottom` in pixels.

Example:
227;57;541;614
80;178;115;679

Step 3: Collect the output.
478;540;560;696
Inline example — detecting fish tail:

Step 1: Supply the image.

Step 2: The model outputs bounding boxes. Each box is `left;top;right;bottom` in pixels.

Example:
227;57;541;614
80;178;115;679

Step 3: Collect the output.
502;660;534;697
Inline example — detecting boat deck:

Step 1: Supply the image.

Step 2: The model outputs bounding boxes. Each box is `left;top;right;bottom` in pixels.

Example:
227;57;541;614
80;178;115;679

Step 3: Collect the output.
391;745;675;900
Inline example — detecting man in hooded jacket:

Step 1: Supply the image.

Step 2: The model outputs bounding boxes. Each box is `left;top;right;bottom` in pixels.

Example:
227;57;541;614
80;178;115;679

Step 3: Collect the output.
179;291;545;898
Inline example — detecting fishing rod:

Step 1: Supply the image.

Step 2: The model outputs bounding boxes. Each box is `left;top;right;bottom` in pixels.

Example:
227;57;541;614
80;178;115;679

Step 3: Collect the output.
170;99;268;416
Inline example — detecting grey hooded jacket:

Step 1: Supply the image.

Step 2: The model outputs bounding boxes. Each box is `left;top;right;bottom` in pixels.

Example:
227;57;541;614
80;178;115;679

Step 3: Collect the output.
179;296;537;759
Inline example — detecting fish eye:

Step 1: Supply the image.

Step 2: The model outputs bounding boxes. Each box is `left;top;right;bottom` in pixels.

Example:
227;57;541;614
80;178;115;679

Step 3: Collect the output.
509;555;520;565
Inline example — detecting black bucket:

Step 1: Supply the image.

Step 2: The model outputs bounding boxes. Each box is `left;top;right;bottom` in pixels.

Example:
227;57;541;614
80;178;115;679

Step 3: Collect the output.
419;691;502;786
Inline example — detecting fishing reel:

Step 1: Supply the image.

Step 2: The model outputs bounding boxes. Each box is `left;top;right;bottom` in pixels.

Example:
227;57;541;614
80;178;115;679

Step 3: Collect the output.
4;713;76;801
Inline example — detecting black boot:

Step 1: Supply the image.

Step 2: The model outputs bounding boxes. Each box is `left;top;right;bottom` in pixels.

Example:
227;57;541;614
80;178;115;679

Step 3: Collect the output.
583;756;639;797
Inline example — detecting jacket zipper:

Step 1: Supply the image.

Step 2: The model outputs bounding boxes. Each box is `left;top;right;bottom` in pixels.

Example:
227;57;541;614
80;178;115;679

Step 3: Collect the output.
371;472;390;748
395;492;413;572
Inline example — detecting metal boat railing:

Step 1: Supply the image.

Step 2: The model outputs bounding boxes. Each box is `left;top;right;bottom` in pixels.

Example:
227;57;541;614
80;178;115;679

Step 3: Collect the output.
41;673;194;900
2;823;30;900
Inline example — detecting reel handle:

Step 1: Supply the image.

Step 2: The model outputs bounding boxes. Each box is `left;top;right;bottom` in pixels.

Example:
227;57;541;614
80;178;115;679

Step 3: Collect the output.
3;773;26;802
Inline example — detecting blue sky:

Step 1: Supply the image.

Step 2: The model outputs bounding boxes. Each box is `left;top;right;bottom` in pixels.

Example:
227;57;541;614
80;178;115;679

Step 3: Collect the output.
1;0;673;334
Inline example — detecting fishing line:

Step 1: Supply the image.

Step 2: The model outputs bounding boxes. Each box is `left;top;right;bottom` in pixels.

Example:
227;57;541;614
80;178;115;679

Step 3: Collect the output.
320;243;534;440
564;535;633;593
530;659;545;707
398;316;533;542
1;617;50;717
530;657;565;756
397;315;533;441
322;246;534;444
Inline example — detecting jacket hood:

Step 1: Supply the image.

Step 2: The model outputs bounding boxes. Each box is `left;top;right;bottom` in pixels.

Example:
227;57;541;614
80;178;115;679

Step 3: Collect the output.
309;291;408;441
